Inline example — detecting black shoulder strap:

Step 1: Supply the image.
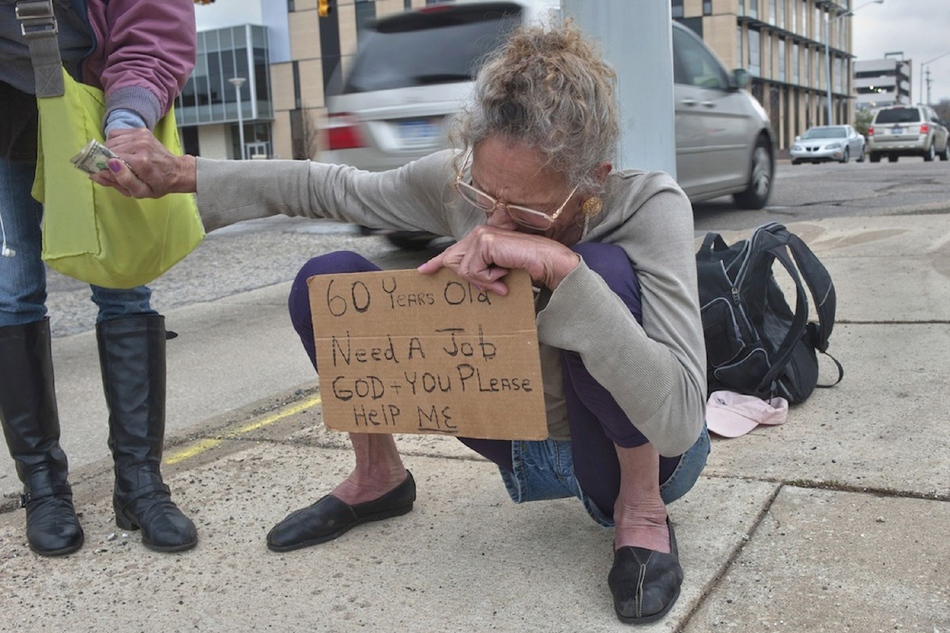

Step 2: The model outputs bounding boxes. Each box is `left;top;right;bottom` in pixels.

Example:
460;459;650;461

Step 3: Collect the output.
786;233;836;352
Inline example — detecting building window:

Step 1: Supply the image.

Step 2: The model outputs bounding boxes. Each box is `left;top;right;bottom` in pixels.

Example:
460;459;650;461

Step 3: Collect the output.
739;0;745;16
790;0;796;32
778;38;786;82
804;45;810;87
292;61;301;109
679;17;703;37
801;0;807;38
749;0;758;19
355;0;376;43
748;29;761;76
778;0;785;28
793;41;800;84
737;26;743;68
672;0;684;19
405;0;412;8
769;0;776;25
835;57;843;93
703;0;712;15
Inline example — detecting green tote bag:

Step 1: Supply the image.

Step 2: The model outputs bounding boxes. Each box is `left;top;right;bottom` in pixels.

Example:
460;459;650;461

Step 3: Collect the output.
32;68;205;289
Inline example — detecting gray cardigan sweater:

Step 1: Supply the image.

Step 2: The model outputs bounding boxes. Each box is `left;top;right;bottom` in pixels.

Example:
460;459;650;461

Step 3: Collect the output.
196;150;706;456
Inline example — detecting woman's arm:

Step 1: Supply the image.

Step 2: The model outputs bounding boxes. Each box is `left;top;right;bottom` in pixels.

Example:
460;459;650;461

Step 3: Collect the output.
86;0;197;129
537;174;707;457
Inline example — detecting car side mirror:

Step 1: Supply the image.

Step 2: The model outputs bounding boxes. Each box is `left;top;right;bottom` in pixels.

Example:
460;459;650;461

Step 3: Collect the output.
732;68;751;90
794;135;800;142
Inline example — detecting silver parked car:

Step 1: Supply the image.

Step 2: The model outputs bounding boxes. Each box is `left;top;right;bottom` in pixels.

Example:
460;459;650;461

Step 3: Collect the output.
867;105;950;163
322;2;775;244
790;125;866;164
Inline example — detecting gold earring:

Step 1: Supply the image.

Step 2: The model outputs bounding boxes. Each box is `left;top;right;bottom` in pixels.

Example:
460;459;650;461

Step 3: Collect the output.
582;196;603;218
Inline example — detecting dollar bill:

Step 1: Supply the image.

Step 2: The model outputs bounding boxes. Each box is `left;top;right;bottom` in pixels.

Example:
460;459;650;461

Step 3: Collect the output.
70;139;120;174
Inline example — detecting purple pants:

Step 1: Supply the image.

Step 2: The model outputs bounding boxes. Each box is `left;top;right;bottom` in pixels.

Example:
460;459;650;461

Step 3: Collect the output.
287;245;682;518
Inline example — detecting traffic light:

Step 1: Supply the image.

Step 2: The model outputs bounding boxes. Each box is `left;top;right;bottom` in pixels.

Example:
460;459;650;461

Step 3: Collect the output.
318;0;333;17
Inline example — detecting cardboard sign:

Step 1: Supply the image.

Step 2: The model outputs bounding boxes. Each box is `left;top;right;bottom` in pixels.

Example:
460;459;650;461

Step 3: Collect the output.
308;268;547;440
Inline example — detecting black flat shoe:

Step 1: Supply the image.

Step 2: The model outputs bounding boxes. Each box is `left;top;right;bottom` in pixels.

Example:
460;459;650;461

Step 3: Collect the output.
267;471;416;552
607;518;683;625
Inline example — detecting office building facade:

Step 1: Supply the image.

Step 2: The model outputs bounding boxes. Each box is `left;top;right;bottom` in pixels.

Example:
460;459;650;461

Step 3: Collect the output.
675;0;856;151
854;58;913;110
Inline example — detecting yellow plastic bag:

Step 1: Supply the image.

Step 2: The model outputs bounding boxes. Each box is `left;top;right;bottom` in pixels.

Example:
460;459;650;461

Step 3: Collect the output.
32;68;204;289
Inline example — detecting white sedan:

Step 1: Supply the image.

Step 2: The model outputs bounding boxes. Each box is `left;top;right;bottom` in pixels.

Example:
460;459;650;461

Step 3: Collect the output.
790;125;866;164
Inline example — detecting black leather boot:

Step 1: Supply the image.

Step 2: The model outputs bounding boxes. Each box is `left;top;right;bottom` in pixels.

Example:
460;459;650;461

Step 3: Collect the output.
0;319;84;556
97;315;197;553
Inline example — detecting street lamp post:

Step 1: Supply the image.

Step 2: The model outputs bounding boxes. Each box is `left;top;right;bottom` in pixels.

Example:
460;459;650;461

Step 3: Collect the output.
825;0;883;126
920;52;950;105
228;77;247;160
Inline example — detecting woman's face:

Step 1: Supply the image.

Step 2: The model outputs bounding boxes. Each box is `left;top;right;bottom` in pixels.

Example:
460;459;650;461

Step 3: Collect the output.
469;136;584;245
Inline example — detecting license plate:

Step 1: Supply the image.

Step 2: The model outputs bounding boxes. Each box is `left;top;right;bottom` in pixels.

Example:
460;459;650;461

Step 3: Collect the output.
891;126;903;134
395;119;441;148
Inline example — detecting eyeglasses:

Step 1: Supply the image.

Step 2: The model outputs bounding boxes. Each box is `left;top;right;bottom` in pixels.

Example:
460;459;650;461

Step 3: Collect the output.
454;150;579;231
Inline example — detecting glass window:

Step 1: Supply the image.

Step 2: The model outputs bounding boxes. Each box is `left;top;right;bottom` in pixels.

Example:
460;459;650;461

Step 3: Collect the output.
790;0;796;32
804;46;810;87
749;0;758;19
793;42;800;83
769;0;776;24
672;26;729;89
748;29;760;76
739;0;745;16
801;0;807;37
835;57;842;93
672;0;684;19
343;6;522;93
355;1;377;43
778;0;785;28
778;38;786;81
703;0;712;15
737;26;743;69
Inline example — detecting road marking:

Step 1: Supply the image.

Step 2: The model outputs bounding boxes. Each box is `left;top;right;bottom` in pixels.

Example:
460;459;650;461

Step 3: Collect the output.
164;394;322;465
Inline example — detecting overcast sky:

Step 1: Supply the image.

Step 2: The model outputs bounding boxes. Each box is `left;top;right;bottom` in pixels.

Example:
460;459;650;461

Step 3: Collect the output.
851;0;950;104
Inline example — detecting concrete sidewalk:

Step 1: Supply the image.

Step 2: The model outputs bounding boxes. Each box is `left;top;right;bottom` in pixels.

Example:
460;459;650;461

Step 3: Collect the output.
1;214;949;632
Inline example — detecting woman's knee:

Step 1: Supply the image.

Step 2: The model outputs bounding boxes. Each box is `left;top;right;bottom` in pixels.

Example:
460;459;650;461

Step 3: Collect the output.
288;252;379;327
571;242;641;321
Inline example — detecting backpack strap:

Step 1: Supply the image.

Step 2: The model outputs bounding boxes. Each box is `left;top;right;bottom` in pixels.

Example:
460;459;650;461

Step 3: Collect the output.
786;233;835;352
754;242;811;396
16;0;65;98
696;231;729;261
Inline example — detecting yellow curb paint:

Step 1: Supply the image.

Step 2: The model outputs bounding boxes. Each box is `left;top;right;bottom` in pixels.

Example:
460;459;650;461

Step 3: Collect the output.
163;394;322;465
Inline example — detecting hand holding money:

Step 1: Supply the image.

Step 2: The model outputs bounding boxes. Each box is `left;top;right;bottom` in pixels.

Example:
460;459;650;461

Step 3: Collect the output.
88;128;198;199
70;139;124;174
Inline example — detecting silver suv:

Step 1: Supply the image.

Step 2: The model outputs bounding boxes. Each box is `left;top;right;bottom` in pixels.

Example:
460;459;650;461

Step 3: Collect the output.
867;105;950;163
322;2;774;245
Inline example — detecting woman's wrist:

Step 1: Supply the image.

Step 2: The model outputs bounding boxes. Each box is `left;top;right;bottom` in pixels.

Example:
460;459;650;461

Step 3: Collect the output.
175;155;198;193
546;250;581;289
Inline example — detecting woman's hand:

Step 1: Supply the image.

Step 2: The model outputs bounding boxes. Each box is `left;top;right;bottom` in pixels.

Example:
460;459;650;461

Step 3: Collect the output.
89;128;196;198
418;225;580;295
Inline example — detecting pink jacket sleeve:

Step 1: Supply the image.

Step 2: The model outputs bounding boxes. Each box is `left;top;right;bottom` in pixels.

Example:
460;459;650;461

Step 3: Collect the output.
83;0;197;130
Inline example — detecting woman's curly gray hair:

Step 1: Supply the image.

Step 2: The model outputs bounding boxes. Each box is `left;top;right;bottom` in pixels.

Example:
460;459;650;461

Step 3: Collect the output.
452;22;619;194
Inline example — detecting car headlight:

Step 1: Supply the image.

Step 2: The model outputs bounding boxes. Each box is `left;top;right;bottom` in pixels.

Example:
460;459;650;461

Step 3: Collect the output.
791;145;801;151
825;143;842;149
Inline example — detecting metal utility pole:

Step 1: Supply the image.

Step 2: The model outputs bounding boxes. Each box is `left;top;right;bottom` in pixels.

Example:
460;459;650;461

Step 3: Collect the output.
560;0;676;178
228;77;247;160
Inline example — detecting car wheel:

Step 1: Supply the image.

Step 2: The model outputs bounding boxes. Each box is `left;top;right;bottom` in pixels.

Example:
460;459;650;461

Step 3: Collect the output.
733;137;772;210
840;147;850;163
888;154;899;163
856;146;865;162
869;153;881;163
791;159;801;165
924;143;935;162
940;144;950;161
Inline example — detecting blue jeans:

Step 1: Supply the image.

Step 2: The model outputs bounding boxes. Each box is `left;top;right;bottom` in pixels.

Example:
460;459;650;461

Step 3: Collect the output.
0;157;153;327
499;426;710;527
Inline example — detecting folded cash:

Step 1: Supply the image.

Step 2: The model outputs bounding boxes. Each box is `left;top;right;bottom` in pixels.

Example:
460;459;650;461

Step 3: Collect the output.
70;139;119;174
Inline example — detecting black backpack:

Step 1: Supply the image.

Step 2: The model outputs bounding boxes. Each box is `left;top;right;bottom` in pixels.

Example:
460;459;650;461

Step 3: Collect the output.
696;222;843;404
